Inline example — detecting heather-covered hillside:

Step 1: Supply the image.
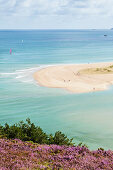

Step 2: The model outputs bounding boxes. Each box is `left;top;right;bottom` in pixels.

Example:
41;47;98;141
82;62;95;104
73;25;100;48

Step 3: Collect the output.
0;138;113;169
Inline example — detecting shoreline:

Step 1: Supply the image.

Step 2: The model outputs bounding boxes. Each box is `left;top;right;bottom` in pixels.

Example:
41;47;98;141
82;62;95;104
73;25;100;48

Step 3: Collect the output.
33;62;113;93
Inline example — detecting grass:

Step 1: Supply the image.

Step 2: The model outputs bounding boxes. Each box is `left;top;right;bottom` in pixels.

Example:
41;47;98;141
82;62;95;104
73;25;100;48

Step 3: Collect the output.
79;65;113;75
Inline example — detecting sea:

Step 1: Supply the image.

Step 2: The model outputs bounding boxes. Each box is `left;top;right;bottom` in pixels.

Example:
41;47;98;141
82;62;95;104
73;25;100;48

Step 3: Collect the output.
0;29;113;150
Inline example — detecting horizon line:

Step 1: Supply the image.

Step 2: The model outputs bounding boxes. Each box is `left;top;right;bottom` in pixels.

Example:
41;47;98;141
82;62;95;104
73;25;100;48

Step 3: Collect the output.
0;28;112;31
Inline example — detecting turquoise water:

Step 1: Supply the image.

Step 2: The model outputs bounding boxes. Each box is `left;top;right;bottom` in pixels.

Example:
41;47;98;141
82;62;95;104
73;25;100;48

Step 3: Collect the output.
0;30;113;150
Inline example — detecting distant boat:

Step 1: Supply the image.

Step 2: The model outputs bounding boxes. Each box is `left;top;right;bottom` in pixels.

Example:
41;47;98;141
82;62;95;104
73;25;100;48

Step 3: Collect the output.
104;35;107;36
9;49;12;54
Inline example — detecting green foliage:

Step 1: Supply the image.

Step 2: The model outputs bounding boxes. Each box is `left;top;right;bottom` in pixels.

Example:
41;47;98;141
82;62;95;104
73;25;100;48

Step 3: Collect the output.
0;118;73;146
98;148;104;151
78;142;88;148
53;131;73;146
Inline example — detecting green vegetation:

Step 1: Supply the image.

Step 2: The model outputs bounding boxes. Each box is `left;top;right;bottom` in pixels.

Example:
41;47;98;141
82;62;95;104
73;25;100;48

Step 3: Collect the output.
0;118;73;146
80;65;113;74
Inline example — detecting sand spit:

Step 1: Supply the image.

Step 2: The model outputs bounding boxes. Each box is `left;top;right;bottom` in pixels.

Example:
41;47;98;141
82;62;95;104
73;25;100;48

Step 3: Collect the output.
34;62;113;93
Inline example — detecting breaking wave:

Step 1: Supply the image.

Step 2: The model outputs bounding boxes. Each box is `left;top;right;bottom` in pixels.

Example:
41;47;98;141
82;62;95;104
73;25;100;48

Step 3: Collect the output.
0;65;49;84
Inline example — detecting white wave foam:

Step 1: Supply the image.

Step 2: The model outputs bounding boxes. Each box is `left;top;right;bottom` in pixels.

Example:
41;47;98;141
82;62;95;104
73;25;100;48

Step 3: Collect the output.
0;65;48;84
0;64;68;84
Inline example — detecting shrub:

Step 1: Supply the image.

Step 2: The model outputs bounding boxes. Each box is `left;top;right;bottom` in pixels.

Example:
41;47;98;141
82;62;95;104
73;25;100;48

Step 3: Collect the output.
0;118;73;146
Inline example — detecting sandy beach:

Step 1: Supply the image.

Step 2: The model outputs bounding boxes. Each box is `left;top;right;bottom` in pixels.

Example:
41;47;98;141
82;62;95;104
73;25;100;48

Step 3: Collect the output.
34;62;113;93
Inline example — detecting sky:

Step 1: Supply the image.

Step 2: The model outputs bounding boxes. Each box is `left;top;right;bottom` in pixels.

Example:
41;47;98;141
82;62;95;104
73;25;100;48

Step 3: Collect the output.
0;0;113;29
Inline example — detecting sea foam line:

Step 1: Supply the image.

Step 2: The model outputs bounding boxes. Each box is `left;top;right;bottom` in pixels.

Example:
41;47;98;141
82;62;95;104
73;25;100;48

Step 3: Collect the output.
0;63;77;84
0;65;50;84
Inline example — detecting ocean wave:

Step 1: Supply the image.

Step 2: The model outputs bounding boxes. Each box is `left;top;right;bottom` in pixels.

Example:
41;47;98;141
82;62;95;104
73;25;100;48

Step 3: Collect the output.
0;65;49;84
0;64;68;84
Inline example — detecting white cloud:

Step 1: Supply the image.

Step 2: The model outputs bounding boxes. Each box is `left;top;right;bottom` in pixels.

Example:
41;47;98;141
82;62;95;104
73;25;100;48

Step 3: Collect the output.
0;0;113;16
0;0;113;28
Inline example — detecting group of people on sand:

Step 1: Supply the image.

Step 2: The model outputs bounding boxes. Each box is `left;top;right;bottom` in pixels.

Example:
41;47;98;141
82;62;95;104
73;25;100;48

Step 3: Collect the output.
62;71;96;91
63;71;80;83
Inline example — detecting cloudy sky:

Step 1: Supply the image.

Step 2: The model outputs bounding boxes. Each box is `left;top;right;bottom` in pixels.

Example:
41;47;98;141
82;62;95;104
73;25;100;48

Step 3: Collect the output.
0;0;113;29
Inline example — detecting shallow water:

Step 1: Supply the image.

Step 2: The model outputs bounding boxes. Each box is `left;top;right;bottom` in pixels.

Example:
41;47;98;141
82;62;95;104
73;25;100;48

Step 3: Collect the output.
0;30;113;150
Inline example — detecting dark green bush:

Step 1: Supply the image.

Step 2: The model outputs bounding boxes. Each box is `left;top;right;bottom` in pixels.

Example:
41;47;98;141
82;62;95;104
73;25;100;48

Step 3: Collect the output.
0;118;73;146
53;131;73;145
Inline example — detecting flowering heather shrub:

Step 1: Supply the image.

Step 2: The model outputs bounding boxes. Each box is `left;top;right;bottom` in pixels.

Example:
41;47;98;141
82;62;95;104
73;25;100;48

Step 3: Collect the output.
0;138;113;169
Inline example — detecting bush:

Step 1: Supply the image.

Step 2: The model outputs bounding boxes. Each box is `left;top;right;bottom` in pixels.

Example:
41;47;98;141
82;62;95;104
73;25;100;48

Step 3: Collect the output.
53;131;73;145
0;118;73;146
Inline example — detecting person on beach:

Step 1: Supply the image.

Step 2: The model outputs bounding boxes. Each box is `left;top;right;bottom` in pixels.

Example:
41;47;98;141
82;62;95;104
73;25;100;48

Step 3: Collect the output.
77;72;80;76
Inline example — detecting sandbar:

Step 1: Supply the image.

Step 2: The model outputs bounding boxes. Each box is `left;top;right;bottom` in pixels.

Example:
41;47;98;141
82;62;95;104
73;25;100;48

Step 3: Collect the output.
34;62;113;93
